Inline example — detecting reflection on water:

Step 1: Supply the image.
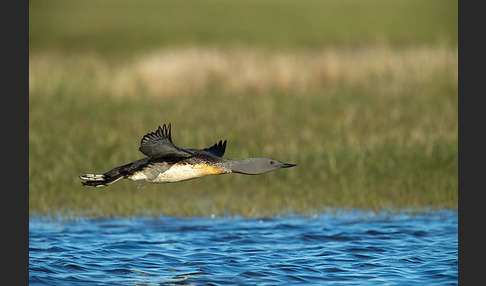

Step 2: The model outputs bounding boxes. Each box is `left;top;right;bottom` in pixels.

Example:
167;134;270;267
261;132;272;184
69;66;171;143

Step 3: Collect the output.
29;210;457;285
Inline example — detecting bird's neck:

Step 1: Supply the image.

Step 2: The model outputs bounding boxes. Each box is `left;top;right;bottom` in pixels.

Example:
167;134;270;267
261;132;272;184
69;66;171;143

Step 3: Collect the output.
224;158;264;175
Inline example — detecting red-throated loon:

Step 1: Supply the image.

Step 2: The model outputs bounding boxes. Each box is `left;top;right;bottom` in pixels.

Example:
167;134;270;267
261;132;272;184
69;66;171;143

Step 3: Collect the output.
79;124;297;187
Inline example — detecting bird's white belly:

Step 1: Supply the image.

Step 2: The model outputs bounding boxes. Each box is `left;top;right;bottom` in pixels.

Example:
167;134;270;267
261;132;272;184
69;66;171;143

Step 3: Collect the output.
130;163;225;183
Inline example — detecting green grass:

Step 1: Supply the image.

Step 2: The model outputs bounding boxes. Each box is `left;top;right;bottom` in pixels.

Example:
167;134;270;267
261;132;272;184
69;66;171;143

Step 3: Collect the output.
29;0;457;218
29;53;457;217
30;0;457;56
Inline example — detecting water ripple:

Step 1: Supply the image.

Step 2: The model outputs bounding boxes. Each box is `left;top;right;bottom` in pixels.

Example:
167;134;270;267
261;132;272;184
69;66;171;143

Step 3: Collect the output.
30;210;457;285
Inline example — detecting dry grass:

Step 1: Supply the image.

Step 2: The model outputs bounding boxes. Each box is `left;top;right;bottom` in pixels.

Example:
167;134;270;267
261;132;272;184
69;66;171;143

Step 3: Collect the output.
30;44;457;99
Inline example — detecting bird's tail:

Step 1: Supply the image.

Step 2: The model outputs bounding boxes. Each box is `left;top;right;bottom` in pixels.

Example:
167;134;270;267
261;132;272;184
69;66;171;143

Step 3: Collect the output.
80;158;150;187
79;173;125;187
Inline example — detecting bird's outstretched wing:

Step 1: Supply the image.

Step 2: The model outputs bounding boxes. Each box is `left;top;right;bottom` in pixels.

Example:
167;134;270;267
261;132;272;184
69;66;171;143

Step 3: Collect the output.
139;124;194;158
203;140;227;157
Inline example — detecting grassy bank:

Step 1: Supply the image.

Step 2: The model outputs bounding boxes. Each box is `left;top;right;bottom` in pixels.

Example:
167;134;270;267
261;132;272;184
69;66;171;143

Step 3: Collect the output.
29;0;457;218
29;45;457;218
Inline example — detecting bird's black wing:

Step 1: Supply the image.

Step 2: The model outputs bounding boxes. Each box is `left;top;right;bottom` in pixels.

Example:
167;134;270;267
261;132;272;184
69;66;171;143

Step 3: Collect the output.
139;124;195;158
203;140;227;157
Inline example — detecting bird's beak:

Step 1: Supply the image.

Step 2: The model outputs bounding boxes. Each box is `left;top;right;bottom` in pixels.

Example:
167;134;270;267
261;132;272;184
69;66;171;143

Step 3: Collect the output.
282;163;297;168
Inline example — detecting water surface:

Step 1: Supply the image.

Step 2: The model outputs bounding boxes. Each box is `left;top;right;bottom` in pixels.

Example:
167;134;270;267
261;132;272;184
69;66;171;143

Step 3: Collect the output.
29;210;457;285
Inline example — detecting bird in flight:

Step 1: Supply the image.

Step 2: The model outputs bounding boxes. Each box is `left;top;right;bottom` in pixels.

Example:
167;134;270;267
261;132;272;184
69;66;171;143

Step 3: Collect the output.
80;124;296;187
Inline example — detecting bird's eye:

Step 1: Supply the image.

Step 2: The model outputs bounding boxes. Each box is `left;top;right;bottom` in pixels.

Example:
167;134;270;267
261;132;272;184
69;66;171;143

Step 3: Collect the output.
270;161;274;165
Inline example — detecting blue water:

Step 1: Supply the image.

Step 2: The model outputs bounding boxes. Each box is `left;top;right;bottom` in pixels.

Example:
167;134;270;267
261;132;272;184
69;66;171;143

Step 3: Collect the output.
30;210;457;285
